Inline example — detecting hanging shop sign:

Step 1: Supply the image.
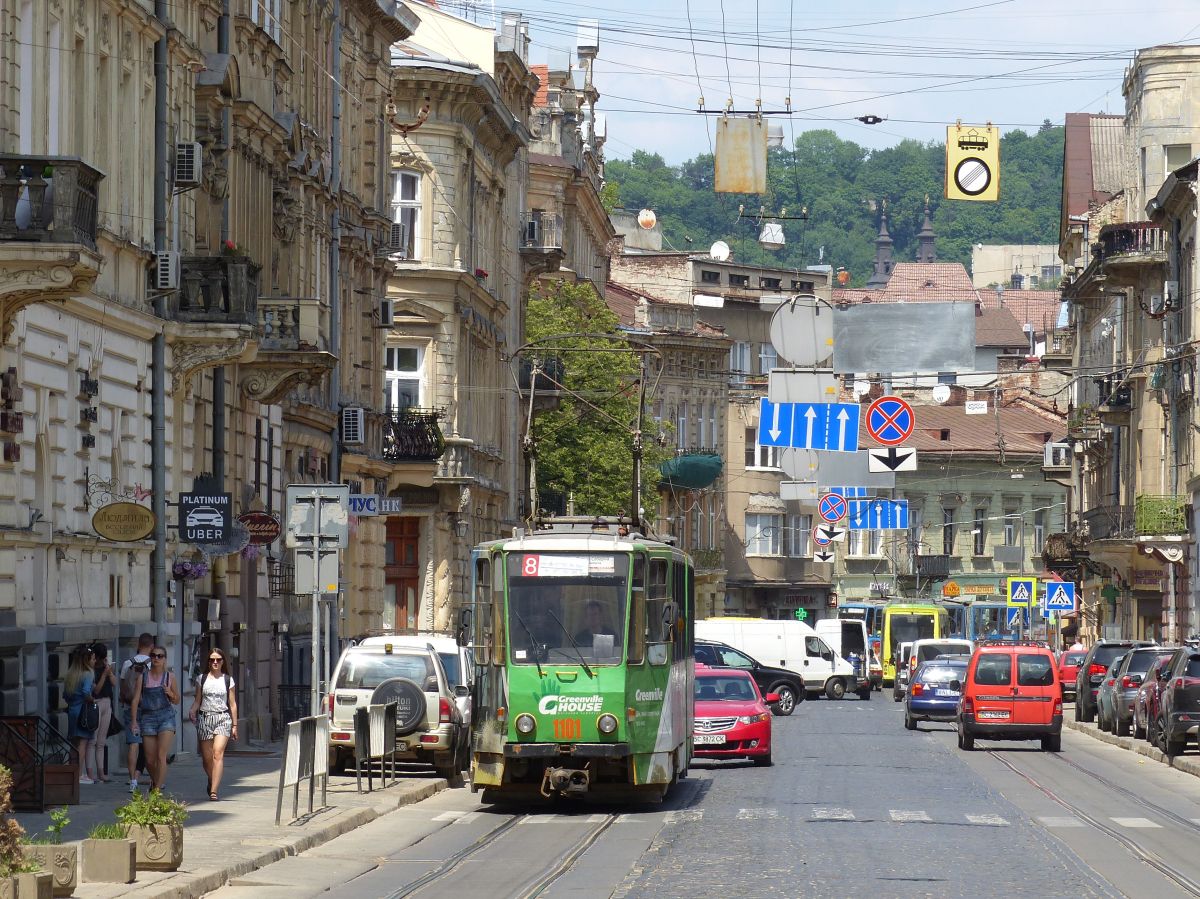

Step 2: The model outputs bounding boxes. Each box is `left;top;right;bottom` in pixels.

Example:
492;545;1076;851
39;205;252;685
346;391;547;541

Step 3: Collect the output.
92;502;156;542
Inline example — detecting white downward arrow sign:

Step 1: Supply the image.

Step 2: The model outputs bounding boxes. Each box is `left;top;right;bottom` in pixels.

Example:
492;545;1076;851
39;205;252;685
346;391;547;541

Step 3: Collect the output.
813;550;835;563
769;402;783;441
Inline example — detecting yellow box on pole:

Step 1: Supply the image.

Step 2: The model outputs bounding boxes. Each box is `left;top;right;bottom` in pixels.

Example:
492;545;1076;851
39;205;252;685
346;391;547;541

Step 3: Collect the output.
945;123;1000;202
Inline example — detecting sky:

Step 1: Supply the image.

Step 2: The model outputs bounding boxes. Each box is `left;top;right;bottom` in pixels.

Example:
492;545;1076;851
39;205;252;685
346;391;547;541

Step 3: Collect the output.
438;0;1200;163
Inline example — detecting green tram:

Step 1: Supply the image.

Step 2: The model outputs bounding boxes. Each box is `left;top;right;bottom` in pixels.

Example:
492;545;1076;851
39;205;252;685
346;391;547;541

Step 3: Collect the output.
465;517;695;801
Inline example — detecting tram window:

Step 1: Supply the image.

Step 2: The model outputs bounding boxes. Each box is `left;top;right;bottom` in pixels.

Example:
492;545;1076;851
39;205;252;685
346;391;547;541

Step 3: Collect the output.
647;559;670;642
491;555;505;665
475;557;492;665
672;562;688;658
629;554;646;664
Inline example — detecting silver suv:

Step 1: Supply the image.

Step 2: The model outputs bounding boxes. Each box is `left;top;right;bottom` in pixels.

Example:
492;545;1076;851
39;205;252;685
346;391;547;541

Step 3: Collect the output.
327;643;467;783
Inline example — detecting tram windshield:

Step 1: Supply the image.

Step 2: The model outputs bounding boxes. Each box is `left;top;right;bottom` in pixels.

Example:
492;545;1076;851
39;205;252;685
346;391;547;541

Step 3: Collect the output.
506;552;628;666
969;605;1019;641
888;613;937;647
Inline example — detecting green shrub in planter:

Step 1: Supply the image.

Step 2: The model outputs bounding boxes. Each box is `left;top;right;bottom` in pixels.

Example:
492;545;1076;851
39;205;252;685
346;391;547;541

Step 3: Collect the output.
23;809;77;897
81;824;135;884
116;791;188;871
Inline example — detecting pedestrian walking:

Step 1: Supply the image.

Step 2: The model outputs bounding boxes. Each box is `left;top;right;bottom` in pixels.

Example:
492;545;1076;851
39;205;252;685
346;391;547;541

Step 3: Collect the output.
89;644;118;782
129;644;179;791
188;647;238;801
64;646;99;784
120;633;154;792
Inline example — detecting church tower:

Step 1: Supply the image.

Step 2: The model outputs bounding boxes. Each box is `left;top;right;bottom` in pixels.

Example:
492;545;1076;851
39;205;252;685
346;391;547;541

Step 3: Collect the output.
865;202;894;289
916;195;937;263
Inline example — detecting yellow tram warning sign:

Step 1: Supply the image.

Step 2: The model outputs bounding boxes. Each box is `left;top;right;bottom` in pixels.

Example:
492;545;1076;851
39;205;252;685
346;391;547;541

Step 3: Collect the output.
945;123;1000;202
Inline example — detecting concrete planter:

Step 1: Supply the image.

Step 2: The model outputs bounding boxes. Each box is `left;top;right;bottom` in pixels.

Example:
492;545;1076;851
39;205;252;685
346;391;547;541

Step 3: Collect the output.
127;823;183;871
22;845;77;897
80;838;136;883
13;873;51;899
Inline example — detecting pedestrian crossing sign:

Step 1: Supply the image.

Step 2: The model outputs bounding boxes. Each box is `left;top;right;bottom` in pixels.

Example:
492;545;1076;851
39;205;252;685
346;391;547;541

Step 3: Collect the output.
1006;576;1036;608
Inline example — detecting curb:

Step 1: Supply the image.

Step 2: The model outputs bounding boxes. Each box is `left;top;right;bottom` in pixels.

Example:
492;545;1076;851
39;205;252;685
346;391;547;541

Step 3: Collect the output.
117;779;447;899
1065;718;1200;778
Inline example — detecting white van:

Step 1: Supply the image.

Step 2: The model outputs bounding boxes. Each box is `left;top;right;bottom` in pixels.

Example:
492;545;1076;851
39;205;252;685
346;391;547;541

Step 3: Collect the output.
695;618;860;700
814;619;873;700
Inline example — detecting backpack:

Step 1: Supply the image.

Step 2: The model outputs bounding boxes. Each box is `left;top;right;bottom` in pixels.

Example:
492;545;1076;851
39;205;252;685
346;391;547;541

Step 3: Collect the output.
200;673;231;713
119;662;142;705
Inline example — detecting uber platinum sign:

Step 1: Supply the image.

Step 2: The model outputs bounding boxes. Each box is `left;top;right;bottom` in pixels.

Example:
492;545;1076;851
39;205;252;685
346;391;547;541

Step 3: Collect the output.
179;491;232;544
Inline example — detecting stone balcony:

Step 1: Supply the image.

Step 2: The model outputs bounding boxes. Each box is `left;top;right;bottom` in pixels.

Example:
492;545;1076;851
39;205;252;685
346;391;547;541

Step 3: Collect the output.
519;211;565;279
1066;221;1167;300
0;155;105;338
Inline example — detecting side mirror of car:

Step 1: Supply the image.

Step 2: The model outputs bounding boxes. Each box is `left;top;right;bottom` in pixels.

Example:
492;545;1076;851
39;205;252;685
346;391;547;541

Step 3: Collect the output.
764;693;781;704
454;684;470;698
456;608;473;647
950;680;962;692
821;651;834;662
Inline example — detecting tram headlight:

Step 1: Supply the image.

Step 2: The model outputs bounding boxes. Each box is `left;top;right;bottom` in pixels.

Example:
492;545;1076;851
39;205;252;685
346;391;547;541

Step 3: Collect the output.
515;713;537;735
597;713;619;735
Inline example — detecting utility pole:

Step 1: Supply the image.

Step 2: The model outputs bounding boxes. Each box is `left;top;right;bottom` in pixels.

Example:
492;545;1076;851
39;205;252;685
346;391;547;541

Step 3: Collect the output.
151;0;169;629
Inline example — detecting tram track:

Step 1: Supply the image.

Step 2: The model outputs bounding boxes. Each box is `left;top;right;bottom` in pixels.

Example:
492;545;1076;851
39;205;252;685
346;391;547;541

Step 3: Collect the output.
986;749;1200;896
383;811;619;899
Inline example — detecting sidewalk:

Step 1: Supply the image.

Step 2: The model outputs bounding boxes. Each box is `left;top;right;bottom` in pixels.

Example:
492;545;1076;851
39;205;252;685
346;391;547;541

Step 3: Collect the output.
14;745;447;899
1065;716;1200;778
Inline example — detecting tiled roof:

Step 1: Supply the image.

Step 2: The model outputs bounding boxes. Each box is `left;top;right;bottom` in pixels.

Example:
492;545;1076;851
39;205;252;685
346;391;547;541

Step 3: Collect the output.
975;307;1028;348
980;289;1066;334
860;402;1065;456
832;288;884;305
880;263;980;303
531;65;549;108
603;281;640;327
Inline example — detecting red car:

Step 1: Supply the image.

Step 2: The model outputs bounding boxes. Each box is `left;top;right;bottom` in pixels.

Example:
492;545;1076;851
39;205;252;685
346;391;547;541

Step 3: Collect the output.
693;665;776;766
1058;650;1086;701
1135;653;1176;740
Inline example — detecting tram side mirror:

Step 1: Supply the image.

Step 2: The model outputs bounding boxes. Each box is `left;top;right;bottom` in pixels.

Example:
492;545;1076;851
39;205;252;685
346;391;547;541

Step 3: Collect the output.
456;609;473;647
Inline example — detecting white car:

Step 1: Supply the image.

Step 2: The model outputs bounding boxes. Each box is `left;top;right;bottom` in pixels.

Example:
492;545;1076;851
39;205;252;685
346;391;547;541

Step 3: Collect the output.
358;633;474;725
185;506;223;527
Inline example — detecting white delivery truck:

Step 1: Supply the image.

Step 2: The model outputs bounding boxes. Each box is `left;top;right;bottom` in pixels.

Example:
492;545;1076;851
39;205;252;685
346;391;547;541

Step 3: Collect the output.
696;617;861;700
814;619;873;700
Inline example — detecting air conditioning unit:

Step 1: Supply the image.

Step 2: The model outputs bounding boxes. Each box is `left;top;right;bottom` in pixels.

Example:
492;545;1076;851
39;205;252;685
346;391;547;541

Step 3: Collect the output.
174;142;203;186
153;250;180;290
379;299;394;327
340;407;366;445
1166;280;1180;303
388;221;409;258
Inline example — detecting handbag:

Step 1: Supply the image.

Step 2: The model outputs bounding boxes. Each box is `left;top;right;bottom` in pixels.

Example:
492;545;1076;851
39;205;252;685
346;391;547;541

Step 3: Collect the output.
77;699;99;733
107;709;124;738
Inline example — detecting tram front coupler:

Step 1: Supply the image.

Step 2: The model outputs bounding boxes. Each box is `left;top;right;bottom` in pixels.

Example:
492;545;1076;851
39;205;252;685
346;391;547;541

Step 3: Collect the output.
541;765;590;797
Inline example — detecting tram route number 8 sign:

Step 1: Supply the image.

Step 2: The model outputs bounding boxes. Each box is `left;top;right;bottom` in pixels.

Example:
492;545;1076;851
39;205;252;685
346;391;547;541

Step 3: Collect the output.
520;554;615;577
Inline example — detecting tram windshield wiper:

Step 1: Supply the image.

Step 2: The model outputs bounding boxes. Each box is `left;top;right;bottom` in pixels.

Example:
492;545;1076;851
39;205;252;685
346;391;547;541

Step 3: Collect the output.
511;609;545;677
548;609;594;678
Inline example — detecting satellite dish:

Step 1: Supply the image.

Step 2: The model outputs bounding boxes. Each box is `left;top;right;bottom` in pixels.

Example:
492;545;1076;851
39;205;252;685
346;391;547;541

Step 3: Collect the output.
853;380;871;397
709;240;731;262
637;208;657;230
932;384;952;404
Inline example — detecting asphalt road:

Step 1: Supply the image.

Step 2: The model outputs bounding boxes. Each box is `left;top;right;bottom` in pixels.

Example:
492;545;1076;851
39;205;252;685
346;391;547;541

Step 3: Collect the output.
206;695;1200;898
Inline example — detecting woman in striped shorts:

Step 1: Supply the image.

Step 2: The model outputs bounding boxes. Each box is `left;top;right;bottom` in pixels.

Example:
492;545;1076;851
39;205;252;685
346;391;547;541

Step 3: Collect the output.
188;647;238;801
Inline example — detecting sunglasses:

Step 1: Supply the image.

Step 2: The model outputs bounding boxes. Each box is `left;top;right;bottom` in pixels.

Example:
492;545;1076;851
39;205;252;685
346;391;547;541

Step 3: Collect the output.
209;657;223;663
149;653;166;659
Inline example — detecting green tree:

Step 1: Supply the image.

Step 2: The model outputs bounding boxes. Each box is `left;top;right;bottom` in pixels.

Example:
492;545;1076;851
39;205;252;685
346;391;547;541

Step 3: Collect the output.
524;281;667;519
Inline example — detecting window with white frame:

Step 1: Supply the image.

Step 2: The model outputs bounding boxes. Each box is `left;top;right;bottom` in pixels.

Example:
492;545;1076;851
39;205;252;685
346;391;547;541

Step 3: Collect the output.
251;0;283;43
385;346;425;410
677;402;689;448
744;427;780;470
745;513;783;556
849;528;882;556
697;401;708;450
730;342;751;386
942;507;955;555
390;170;421;260
758;343;778;376
788;513;812;557
708;403;718;450
973;508;987;556
1003;511;1020;546
1033;509;1046;554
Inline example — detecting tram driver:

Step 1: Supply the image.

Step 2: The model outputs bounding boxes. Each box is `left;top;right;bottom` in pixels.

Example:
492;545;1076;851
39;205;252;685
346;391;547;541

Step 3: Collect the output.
573;600;616;658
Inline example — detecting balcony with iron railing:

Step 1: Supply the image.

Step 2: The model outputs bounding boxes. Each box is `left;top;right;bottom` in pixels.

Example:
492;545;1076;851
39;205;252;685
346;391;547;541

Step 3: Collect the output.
1080;495;1187;541
1043;328;1074;369
172;255;260;327
382;409;446;463
521;211;564;252
0;155;102;250
1043;441;1071;471
1067;221;1167;299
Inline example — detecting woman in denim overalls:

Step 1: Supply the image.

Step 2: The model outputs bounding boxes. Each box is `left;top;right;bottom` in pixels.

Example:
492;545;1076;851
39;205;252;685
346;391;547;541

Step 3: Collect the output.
129;644;180;791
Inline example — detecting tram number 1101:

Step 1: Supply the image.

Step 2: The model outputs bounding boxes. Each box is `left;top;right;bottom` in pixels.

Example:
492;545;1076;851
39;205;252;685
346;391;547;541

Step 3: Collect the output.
553;718;582;739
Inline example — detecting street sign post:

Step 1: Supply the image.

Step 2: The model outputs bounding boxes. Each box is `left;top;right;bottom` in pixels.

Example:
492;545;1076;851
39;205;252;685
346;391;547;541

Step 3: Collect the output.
847;499;910;530
758;398;860;452
816;524;847;543
779;449;896;489
813;548;836;564
865;396;915;446
1006;576;1037;608
179;491;232;545
286;484;351;716
780;481;819;502
867;447;917;472
1044;581;1076;614
818;493;849;523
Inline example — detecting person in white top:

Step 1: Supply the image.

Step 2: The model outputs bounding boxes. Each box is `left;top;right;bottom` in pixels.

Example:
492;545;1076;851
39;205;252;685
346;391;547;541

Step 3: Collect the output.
188;647;238;801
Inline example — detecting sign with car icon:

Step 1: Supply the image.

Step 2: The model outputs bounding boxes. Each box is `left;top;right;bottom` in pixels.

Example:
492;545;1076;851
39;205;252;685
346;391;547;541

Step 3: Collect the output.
179;491;232;544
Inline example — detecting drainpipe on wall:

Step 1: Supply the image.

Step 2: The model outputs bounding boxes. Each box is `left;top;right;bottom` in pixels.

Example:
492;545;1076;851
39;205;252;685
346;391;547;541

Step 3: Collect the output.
326;0;343;681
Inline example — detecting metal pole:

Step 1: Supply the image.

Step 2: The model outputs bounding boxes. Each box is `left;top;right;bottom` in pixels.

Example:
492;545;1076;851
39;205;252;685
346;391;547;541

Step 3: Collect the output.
630;356;647;529
1169;561;1177;644
310;542;321;717
151;0;169;626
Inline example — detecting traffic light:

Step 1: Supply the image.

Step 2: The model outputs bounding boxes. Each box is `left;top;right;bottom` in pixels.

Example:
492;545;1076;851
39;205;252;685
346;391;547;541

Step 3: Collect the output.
945;123;1000;202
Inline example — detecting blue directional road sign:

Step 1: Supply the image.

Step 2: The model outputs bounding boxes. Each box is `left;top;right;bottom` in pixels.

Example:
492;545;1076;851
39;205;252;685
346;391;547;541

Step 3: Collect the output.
846;499;909;530
829;486;870;498
758;398;860;453
1044;581;1076;613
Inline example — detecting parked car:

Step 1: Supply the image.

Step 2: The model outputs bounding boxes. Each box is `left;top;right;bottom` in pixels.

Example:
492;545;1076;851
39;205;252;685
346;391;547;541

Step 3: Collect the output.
1151;648;1200;756
957;641;1062;752
1075;640;1156;723
1058;650;1086;701
694;640;806;716
1099;647;1174;736
1094;653;1128;734
1135;653;1177;739
693;665;775;766
327;642;468;782
358;633;474;725
904;657;969;731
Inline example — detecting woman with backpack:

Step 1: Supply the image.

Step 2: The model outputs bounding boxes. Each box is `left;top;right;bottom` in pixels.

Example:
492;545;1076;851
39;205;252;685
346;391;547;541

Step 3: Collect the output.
188;647;238;800
129;644;179;791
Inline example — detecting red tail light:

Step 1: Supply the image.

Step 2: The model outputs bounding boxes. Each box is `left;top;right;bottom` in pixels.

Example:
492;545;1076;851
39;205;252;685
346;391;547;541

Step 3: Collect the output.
962;697;974;715
911;683;924;696
327;693;335;718
1121;676;1137;689
1089;663;1107;676
1053;698;1062;716
439;697;451;724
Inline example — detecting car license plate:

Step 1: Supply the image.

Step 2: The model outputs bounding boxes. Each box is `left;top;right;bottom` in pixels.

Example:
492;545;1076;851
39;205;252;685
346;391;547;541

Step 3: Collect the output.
935;689;958;697
694;733;726;745
977;710;1009;719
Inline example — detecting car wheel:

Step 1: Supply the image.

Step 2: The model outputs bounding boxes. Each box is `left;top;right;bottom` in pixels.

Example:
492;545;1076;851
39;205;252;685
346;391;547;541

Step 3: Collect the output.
892;688;902;703
1134;717;1146;740
1079;700;1095;724
904;712;917;731
752;752;773;767
1164;728;1187;757
769;683;798;716
1116;717;1131;738
858;686;872;701
826;679;846;701
1148;715;1161;748
957;728;974;751
1041;733;1061;753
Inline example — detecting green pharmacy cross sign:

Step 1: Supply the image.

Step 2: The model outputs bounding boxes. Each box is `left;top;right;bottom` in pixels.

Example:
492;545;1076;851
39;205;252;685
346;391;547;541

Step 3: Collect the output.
793;609;808;621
